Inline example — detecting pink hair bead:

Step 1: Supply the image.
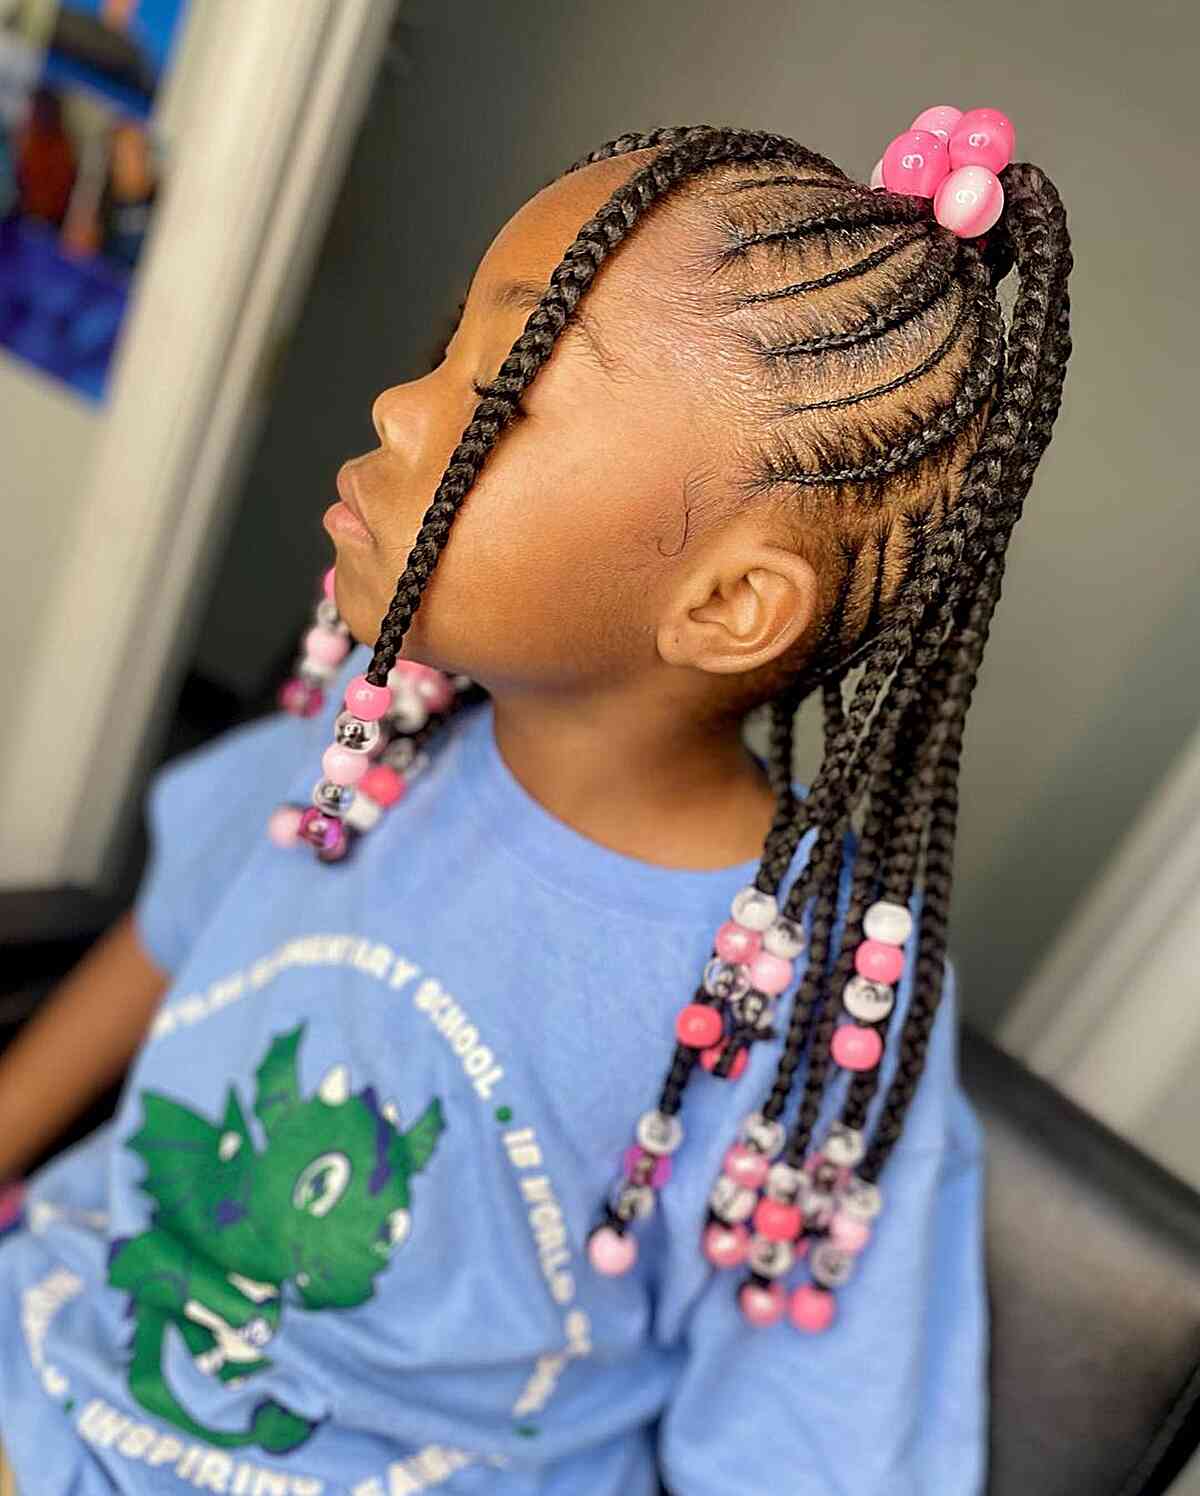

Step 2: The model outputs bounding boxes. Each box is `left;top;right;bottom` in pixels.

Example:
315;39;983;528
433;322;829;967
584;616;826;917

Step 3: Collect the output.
747;950;793;996
298;807;341;851
831;1023;884;1072
278;678;324;718
949;107;1015;173
829;1213;872;1253
268;806;303;848
789;1284;836;1334
723;1144;769;1191
881;129;950;198
739;1280;786;1327
700;1040;748;1080
304;625;350;668
624;1146;672;1188
317;825;350;862
359;763;406;808
855;939;905;985
588;1226;638;1276
345;674;392;721
715;920;762;965
910;104;963;143
676;1004;723;1049
869;156;885;191
323;566;336;600
322;744;370;786
934;165;1004;238
703;1221;750;1269
753;1198;803;1242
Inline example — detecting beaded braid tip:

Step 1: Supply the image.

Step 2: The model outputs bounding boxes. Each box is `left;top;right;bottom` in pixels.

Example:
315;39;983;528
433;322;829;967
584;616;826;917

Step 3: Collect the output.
586;882;804;1278
677;884;806;1077
708;898;908;1332
269;570;474;862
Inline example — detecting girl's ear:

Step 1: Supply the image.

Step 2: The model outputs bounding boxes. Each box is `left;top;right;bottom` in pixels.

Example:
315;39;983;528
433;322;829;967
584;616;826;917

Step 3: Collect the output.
655;526;818;677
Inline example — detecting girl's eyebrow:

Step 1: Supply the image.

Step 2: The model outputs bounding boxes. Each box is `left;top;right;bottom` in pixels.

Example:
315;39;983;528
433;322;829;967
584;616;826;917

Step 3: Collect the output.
484;276;618;377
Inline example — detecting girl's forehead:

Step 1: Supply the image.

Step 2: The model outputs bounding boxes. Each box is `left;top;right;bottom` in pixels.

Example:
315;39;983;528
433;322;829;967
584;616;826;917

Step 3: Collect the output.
472;155;703;353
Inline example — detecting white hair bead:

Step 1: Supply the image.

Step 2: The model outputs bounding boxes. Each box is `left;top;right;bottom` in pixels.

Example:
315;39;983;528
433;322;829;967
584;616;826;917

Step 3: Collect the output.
765;1162;804;1203
740;1112;786;1159
842;974;895;1024
823;1122;866;1168
762;916;806;959
344;794;383;833
709;1176;757;1223
636;1109;683;1156
730;887;778;932
863;900;913;946
841;1177;883;1221
387;685;430;733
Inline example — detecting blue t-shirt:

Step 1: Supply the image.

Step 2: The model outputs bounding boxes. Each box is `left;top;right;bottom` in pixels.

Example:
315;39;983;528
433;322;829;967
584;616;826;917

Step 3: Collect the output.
0;644;986;1495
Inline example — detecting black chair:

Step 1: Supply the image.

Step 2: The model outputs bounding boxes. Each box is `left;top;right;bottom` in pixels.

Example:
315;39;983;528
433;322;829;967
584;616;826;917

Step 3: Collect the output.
962;1027;1200;1495
2;898;1199;1493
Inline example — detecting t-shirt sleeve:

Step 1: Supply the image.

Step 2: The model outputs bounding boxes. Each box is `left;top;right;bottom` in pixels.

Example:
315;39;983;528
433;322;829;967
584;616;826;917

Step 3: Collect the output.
656;958;987;1496
132;644;369;976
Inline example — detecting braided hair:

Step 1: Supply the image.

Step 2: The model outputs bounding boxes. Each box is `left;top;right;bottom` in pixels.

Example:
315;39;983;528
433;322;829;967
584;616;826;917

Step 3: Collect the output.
351;124;1073;1317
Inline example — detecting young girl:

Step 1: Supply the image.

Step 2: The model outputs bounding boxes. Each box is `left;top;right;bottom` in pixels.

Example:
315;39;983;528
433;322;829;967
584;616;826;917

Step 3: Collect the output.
0;115;1072;1494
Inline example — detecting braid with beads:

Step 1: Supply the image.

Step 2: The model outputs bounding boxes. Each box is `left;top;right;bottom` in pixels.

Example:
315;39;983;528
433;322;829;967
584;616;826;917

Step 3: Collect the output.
345;124;1071;1320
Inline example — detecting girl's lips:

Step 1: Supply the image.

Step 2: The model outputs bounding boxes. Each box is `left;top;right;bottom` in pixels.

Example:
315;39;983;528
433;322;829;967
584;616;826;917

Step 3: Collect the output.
335;463;374;537
324;501;374;544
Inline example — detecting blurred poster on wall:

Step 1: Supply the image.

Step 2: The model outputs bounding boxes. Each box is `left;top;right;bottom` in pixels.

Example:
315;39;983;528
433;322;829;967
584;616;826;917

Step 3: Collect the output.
0;0;188;402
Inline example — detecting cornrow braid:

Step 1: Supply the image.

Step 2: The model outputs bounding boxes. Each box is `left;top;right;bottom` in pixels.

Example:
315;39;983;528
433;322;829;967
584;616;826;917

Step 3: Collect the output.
288;123;1071;1331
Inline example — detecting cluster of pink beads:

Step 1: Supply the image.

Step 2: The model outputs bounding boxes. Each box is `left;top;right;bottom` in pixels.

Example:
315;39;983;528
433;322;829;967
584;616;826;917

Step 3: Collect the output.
675;885;807;1080
700;898;913;1333
869;104;1016;239
268;567;465;862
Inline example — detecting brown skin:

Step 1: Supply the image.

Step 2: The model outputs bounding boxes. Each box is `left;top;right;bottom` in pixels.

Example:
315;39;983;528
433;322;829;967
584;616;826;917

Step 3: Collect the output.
329;151;821;870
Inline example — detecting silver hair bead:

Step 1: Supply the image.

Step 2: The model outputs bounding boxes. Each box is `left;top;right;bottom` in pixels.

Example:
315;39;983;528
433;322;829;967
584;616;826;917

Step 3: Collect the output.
809;1241;856;1288
748;1235;795;1278
614;1184;655;1222
312;779;355;816
703;958;750;1002
334;711;382;755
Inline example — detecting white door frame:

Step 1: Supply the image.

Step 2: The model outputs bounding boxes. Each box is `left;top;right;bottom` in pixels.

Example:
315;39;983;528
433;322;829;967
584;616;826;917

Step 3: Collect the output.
1001;719;1200;1166
4;0;398;892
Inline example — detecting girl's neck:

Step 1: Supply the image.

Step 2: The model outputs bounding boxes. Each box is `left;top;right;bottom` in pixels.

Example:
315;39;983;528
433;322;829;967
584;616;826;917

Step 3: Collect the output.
487;688;779;871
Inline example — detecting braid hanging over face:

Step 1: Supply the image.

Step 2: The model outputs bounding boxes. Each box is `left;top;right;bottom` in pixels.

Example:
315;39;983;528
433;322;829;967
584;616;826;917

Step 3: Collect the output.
277;124;1073;1333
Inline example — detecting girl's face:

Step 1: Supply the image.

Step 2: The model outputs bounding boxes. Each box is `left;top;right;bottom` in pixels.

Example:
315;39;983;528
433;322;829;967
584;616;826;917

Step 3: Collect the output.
328;150;801;698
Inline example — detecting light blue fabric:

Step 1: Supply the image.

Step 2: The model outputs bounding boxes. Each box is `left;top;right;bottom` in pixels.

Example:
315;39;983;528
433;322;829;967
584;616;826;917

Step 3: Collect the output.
0;643;986;1495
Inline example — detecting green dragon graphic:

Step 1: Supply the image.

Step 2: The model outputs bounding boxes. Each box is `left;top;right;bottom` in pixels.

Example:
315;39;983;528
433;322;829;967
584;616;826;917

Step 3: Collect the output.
107;1022;444;1453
